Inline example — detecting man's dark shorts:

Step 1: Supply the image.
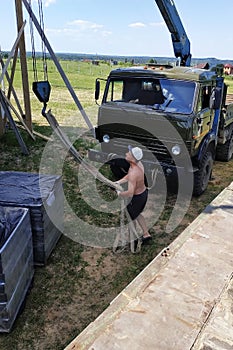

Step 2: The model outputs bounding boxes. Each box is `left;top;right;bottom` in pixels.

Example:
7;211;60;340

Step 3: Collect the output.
126;189;148;220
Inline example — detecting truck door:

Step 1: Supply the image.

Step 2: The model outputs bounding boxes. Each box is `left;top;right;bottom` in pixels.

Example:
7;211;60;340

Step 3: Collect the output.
193;86;213;147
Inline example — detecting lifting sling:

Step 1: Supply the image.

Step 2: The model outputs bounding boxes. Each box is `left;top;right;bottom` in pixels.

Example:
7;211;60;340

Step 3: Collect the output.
42;108;143;253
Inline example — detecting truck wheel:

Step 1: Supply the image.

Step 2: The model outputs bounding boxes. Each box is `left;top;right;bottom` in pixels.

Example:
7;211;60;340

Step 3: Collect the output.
216;131;233;162
109;159;130;180
193;150;213;196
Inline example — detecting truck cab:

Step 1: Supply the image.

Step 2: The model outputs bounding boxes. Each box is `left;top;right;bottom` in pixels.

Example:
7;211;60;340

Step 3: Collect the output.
89;64;223;195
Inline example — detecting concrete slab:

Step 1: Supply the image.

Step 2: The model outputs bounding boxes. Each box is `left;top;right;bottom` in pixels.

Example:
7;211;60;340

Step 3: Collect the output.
65;184;233;350
192;276;233;350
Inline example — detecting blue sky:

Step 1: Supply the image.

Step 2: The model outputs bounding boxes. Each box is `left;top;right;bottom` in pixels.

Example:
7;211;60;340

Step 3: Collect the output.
1;0;233;60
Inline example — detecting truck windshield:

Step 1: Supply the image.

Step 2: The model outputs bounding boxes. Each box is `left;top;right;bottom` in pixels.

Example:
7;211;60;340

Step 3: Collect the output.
105;77;195;114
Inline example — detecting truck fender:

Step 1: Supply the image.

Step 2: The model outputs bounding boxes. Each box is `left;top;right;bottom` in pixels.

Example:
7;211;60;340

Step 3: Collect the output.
197;131;216;165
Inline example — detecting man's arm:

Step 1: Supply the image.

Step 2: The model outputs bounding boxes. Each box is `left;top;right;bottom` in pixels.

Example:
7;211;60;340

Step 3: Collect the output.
115;174;129;186
118;173;136;198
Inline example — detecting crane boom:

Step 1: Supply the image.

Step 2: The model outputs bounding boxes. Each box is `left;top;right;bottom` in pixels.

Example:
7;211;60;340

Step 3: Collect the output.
155;0;191;66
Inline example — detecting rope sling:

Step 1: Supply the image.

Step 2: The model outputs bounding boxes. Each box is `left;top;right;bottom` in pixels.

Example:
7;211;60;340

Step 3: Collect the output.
42;109;143;253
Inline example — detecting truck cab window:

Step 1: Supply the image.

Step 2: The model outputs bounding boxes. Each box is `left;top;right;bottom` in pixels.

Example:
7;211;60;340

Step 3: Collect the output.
106;80;124;102
105;77;195;114
201;86;211;109
196;86;212;112
158;79;195;114
106;78;164;105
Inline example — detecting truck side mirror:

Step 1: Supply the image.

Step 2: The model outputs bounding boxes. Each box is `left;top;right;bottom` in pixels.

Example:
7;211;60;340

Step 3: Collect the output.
209;87;222;110
95;79;100;101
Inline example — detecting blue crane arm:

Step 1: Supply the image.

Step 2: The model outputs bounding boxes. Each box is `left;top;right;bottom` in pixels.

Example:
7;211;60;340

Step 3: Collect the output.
155;0;191;66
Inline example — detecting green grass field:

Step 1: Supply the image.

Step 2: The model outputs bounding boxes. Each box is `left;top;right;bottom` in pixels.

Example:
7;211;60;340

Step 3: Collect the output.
11;58;114;128
11;58;233;128
225;74;233;93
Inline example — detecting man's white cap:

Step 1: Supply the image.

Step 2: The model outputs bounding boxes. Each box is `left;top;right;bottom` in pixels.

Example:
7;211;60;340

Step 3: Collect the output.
128;145;143;161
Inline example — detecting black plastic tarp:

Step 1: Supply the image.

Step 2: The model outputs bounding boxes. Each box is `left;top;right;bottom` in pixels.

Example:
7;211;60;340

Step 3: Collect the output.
0;207;24;248
0;171;61;206
0;171;63;265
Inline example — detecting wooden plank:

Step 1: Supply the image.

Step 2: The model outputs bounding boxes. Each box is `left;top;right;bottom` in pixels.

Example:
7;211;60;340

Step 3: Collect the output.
2;92;35;140
0;56;25;119
226;93;233;104
0;21;26;84
32;130;53;141
22;0;95;136
15;0;32;132
7;45;19;100
16;124;53;142
0;89;29;155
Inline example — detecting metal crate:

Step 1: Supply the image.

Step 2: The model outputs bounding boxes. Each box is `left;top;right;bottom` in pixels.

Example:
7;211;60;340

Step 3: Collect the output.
0;172;64;265
0;207;34;333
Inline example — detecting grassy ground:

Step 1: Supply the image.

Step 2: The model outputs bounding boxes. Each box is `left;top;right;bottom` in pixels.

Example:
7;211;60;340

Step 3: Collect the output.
0;60;233;349
12;58;113;127
12;59;233;126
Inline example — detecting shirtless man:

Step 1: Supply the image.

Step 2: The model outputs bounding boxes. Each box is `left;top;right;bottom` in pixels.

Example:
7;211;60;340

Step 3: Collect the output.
115;146;152;241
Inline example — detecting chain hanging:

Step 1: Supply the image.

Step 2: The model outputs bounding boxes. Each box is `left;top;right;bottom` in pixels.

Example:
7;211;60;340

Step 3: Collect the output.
38;0;48;81
29;0;51;105
29;0;38;82
29;0;48;82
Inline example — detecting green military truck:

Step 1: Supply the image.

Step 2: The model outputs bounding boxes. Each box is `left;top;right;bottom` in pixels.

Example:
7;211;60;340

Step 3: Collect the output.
89;64;233;195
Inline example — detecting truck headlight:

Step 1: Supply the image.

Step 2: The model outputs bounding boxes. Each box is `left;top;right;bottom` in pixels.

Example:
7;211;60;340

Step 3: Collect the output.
171;145;181;156
103;134;110;143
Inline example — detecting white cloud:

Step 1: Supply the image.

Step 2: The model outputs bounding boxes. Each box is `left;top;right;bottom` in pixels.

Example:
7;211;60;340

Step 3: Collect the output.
102;31;112;37
44;0;56;7
128;22;146;28
128;21;165;29
46;19;112;41
48;26;112;38
67;19;103;31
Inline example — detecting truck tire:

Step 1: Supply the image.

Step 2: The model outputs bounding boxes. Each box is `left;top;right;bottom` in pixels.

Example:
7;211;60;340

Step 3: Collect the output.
109;158;130;180
193;150;213;196
215;131;233;162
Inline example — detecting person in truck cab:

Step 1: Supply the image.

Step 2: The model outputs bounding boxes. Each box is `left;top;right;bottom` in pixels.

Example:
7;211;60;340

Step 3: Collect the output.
115;146;152;243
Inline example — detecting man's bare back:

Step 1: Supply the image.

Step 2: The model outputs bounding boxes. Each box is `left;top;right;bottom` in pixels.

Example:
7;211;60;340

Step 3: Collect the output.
115;147;151;240
126;162;146;195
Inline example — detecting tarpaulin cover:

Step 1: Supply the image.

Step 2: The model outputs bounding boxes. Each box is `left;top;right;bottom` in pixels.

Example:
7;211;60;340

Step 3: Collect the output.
0;207;24;248
0;171;61;206
0;171;64;265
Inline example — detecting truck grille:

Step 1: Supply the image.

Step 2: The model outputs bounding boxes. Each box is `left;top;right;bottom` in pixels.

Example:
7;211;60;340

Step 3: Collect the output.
112;137;169;163
108;133;191;165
